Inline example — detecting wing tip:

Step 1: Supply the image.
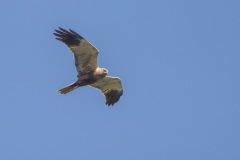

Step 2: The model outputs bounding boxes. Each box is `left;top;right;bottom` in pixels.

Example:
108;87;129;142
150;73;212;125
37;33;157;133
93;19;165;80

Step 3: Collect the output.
105;90;123;106
53;27;83;46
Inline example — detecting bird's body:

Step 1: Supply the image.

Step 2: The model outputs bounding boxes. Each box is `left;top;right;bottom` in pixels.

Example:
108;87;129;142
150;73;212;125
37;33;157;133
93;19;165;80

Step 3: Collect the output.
58;68;107;94
53;27;123;106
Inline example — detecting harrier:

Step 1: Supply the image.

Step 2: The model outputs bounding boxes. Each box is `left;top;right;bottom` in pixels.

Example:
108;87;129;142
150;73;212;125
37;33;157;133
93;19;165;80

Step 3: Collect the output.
53;27;123;106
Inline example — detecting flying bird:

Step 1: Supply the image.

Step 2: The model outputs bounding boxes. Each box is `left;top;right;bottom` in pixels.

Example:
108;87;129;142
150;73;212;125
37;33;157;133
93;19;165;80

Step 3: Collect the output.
53;27;123;106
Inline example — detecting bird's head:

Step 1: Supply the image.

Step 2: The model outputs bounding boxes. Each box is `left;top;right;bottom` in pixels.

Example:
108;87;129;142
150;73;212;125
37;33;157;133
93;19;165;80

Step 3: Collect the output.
96;68;108;79
98;68;107;78
102;68;108;74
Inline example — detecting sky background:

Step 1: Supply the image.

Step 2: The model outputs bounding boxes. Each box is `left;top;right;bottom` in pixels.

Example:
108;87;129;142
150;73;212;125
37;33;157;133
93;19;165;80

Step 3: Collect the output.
0;0;240;159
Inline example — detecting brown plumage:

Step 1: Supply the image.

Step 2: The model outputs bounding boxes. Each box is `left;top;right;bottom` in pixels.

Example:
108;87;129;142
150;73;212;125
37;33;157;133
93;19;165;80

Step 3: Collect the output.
53;27;123;106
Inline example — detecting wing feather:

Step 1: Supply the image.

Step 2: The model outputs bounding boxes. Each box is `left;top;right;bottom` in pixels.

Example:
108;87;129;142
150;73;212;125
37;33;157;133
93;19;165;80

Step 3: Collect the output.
89;76;123;106
53;27;99;75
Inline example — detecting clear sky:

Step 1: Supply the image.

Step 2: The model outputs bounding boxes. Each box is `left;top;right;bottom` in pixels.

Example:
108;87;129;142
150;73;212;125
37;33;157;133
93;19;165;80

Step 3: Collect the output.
0;0;240;159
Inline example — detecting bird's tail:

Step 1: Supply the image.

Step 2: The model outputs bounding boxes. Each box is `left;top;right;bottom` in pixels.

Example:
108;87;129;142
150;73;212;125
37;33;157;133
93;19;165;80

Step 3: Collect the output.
58;82;79;94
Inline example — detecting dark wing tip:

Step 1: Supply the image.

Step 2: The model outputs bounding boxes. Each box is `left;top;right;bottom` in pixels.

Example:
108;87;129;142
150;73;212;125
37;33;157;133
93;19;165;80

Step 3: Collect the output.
53;27;84;46
69;29;83;38
105;90;123;106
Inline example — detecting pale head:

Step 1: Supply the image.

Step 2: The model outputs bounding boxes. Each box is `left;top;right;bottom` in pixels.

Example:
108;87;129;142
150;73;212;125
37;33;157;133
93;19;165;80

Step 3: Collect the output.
102;68;108;74
101;68;108;77
95;67;108;79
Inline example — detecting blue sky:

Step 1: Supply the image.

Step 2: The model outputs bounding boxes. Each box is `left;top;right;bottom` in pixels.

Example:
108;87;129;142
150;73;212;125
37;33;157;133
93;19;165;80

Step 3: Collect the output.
0;0;240;159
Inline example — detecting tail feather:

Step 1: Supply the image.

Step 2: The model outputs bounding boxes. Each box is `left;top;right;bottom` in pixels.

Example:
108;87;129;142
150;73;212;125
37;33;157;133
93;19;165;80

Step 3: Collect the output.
58;82;79;94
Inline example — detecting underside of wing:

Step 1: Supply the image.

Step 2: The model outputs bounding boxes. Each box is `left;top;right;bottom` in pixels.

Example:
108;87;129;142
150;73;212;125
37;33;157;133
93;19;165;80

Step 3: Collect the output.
53;27;99;75
89;76;123;106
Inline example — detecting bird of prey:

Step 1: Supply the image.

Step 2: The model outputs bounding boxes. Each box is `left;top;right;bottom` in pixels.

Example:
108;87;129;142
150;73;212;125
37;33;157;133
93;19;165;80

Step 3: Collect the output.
53;27;123;106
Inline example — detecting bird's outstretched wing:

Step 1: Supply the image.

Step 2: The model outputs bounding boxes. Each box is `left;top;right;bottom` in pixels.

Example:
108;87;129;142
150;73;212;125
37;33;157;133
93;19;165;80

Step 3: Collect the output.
53;27;99;75
90;76;123;106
